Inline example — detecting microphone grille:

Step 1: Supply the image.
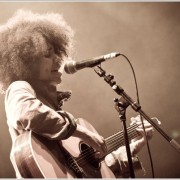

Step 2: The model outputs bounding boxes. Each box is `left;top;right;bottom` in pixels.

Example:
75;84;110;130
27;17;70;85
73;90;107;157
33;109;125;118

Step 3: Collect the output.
64;60;77;74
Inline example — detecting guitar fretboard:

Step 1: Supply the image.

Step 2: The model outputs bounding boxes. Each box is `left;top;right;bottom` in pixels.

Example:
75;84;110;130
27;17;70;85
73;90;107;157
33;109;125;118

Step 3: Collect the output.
104;123;139;156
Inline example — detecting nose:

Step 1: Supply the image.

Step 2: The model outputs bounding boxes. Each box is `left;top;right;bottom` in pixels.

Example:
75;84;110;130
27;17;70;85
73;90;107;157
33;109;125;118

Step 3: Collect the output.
59;61;65;73
53;55;61;66
53;54;60;63
53;55;65;72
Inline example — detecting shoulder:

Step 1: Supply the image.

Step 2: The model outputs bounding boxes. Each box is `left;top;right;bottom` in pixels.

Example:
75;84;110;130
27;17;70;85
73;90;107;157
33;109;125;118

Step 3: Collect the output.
5;80;36;97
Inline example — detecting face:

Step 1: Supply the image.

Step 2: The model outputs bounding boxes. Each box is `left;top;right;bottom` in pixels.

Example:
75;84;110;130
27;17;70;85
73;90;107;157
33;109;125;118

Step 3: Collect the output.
38;43;65;85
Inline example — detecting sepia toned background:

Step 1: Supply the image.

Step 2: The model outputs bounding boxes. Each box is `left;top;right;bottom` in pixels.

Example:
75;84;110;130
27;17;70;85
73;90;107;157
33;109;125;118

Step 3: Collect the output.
0;2;180;178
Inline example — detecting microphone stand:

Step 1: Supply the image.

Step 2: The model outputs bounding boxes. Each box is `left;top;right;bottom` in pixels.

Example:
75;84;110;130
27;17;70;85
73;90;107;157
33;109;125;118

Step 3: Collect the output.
94;65;180;154
114;97;135;178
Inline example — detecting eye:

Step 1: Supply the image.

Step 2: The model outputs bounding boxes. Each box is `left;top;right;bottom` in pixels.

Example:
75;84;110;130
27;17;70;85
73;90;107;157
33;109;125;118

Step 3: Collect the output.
44;52;51;58
44;47;53;58
54;49;61;56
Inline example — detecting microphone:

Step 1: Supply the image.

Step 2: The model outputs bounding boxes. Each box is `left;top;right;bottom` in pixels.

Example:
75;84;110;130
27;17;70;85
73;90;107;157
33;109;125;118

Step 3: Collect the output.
64;52;121;74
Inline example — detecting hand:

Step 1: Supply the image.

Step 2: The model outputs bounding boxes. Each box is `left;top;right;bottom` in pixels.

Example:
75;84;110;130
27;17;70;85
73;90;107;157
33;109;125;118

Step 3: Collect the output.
130;115;154;155
72;124;107;157
105;115;154;166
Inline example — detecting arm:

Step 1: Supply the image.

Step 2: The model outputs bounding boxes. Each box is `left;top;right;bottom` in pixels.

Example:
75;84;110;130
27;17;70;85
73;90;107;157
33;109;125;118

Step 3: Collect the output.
5;81;107;155
5;81;77;140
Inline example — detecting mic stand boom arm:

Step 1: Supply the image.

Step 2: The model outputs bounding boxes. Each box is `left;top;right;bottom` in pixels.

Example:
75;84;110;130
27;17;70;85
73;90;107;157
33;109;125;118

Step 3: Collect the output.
94;65;180;154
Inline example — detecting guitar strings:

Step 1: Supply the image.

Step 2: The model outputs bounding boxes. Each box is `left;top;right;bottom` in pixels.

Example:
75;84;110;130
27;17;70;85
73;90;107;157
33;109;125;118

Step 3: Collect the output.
75;129;138;167
70;124;139;167
105;124;138;147
105;124;139;152
76;132;138;168
76;124;138;164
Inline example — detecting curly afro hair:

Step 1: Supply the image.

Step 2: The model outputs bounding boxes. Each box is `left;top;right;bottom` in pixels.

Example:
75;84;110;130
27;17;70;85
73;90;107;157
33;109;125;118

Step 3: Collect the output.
0;9;74;92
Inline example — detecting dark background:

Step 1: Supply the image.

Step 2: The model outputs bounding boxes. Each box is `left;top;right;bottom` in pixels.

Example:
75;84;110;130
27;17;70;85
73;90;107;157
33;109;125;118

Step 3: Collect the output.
0;2;180;178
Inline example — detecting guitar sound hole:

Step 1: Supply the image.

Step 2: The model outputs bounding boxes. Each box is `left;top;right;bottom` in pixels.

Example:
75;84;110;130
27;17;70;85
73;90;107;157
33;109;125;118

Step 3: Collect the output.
80;143;100;169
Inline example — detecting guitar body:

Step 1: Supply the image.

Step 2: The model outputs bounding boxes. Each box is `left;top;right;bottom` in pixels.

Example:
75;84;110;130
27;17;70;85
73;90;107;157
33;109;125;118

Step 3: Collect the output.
62;118;115;178
13;118;115;178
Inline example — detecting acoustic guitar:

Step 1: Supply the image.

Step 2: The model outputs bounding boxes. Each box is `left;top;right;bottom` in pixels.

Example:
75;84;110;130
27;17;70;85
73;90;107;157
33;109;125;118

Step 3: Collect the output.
13;118;139;178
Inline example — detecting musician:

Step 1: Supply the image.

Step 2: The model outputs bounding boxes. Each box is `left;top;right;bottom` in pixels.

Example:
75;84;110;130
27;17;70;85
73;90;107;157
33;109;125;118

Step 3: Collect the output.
0;9;154;178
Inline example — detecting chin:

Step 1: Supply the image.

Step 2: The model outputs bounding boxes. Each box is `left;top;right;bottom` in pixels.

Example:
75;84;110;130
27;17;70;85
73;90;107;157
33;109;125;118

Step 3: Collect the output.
52;79;62;86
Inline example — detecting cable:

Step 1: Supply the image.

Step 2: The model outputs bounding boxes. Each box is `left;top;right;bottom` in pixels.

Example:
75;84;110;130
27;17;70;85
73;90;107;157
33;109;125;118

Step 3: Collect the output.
119;53;155;178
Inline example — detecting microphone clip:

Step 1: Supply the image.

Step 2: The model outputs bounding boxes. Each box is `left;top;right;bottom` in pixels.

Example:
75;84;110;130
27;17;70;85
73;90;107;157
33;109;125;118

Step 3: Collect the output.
94;66;116;87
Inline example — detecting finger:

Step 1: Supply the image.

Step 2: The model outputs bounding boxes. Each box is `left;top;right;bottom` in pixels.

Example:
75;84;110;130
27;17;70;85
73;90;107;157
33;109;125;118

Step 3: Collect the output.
98;145;107;154
97;136;107;154
136;128;154;138
130;117;137;122
130;118;136;125
133;115;150;123
136;127;154;133
135;119;153;126
130;117;145;125
136;128;154;140
137;123;153;129
131;138;146;154
133;115;141;121
101;137;107;154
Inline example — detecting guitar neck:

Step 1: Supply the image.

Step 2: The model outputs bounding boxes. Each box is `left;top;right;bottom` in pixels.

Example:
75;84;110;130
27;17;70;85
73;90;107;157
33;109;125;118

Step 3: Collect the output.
104;123;139;156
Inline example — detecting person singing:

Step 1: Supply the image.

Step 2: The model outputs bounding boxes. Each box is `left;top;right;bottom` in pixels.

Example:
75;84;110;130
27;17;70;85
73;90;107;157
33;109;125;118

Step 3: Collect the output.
0;9;154;178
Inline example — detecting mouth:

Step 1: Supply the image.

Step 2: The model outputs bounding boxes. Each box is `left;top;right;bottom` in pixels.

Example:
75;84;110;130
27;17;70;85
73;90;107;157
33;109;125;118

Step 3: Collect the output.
51;70;62;76
51;70;59;72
